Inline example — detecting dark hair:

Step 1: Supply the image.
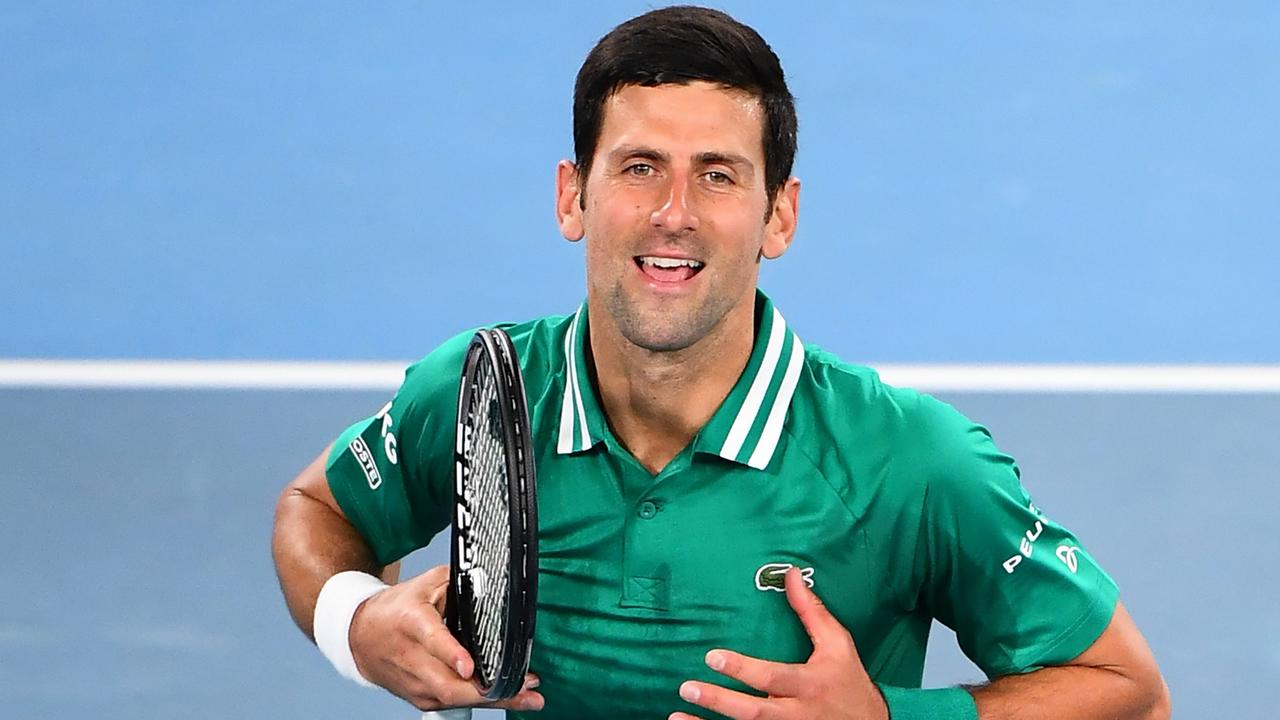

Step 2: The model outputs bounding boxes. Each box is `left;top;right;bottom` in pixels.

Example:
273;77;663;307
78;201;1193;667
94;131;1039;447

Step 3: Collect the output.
573;5;797;208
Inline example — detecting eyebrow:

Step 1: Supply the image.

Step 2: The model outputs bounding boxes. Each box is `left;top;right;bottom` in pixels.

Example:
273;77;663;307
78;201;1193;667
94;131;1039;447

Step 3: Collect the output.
608;145;669;165
694;151;753;171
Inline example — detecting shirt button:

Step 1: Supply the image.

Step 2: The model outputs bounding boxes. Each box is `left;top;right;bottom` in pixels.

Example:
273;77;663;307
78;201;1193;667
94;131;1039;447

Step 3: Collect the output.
638;501;658;519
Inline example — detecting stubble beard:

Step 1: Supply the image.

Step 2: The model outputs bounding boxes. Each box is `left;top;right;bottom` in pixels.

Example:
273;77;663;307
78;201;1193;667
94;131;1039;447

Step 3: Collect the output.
602;269;738;354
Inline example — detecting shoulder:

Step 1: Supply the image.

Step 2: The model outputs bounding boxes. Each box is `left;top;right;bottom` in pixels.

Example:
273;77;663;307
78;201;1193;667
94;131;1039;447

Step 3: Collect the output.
795;343;963;440
496;313;575;382
793;344;1010;487
397;313;572;404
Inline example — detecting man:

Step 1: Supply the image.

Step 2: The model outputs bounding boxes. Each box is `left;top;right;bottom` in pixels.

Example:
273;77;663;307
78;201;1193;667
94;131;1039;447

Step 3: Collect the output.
273;6;1171;719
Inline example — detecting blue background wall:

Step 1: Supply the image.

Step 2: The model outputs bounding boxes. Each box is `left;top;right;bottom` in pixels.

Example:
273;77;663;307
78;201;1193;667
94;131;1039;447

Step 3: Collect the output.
3;1;1276;362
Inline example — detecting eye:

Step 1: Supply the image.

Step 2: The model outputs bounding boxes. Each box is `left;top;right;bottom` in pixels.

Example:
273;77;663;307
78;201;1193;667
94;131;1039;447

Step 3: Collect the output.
705;170;734;185
625;163;654;177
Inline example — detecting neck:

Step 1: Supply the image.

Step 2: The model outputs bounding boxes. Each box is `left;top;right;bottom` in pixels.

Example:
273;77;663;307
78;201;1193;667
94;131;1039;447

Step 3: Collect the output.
588;296;756;475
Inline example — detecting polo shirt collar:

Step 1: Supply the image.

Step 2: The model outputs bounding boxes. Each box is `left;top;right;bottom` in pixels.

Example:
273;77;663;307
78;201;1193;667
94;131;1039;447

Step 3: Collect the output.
555;291;806;470
555;304;607;454
695;292;806;469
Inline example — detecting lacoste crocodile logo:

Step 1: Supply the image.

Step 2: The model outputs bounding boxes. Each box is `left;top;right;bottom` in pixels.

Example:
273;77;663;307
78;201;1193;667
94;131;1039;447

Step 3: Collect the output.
754;562;815;592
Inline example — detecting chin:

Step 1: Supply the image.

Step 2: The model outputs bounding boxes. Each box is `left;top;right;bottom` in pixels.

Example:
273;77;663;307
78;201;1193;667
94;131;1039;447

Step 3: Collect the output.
617;309;716;353
625;330;700;353
603;284;731;353
606;305;679;351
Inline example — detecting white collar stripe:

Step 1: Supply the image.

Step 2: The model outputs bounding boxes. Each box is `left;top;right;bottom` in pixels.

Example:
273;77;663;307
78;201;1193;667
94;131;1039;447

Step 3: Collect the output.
557;312;579;453
719;307;786;462
746;331;804;470
568;309;591;450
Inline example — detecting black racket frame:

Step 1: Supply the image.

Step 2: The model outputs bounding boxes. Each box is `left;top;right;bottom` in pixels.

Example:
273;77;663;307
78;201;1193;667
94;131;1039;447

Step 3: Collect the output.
446;328;539;700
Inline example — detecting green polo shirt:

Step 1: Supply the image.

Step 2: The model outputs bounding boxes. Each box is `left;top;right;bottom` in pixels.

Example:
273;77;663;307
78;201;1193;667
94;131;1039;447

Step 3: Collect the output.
326;291;1119;719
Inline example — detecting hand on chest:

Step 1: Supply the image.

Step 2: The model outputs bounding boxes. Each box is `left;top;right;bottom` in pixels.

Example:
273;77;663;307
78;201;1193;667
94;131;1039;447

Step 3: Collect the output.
536;456;883;664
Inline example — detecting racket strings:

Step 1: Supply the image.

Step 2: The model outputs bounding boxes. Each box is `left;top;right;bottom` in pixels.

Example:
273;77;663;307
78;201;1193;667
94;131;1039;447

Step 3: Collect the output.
464;362;513;684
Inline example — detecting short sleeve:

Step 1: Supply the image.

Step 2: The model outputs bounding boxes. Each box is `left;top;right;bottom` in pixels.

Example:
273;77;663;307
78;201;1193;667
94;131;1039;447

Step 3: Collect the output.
908;397;1119;677
325;329;474;565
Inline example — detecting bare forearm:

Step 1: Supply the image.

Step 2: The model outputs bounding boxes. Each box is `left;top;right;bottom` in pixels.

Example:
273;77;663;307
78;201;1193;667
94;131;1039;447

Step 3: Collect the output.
971;665;1170;720
270;448;394;641
966;600;1170;720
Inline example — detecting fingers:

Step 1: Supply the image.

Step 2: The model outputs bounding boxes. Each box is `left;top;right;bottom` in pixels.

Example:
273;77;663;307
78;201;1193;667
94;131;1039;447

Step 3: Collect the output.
420;564;451;613
679;573;878;719
389;568;471;676
415;563;452;586
387;646;482;708
475;673;544;712
419;687;544;713
466;673;544;712
350;573;474;684
404;564;451;602
489;681;546;712
399;658;541;711
704;649;801;696
411;564;452;604
783;567;852;656
350;567;542;711
397;564;454;636
679;680;783;720
447;672;543;711
393;591;474;679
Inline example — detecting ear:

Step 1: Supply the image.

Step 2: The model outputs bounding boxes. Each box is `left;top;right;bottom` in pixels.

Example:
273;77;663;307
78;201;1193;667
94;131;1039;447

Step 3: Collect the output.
556;160;585;242
761;177;800;260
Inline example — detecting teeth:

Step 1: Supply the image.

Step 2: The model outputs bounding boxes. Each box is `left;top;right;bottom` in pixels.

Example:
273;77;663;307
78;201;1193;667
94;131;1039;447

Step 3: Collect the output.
639;256;704;269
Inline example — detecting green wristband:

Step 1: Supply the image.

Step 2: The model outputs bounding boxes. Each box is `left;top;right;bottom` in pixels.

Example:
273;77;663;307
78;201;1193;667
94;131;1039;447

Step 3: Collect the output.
875;684;978;720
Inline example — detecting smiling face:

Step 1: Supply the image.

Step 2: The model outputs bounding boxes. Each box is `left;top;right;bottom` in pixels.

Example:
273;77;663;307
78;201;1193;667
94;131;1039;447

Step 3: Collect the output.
557;81;799;354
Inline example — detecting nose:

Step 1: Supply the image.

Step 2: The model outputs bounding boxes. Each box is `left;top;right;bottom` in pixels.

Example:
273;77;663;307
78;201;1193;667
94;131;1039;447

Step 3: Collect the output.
650;175;700;234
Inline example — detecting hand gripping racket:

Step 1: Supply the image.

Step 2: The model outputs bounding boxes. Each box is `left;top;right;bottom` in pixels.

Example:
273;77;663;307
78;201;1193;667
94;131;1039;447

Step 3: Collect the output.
444;328;539;701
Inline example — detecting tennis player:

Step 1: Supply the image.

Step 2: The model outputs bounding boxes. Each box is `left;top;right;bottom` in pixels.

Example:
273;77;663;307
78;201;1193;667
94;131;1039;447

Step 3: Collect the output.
272;6;1170;719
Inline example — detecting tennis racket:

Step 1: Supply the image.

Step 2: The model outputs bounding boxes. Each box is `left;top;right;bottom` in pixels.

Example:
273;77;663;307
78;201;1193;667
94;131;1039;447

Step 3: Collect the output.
444;327;539;701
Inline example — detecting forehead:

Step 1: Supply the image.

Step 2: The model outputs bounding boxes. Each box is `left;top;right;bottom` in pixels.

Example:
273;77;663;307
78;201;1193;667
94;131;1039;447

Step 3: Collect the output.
596;82;765;162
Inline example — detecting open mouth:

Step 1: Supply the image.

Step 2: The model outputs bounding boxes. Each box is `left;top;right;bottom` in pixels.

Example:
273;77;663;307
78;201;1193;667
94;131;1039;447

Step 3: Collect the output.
634;255;705;283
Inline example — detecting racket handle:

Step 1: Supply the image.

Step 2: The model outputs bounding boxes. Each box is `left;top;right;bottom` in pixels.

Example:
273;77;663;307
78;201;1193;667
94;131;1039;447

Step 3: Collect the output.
421;710;473;720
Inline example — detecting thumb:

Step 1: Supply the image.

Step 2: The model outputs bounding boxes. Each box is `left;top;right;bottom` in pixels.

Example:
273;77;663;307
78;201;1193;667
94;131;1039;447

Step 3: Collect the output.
784;566;852;656
406;563;451;590
408;564;452;612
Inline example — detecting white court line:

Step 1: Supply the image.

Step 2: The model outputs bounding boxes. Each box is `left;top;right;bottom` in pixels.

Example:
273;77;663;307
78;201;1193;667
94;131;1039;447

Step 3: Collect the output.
875;364;1280;393
0;359;1279;392
0;360;406;390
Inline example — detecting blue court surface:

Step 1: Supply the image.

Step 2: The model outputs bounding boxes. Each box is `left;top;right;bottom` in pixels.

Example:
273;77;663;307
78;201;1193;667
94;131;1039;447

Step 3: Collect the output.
2;388;1275;718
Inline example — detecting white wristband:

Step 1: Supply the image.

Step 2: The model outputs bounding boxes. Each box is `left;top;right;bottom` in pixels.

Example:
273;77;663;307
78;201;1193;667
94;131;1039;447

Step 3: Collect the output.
314;570;389;688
